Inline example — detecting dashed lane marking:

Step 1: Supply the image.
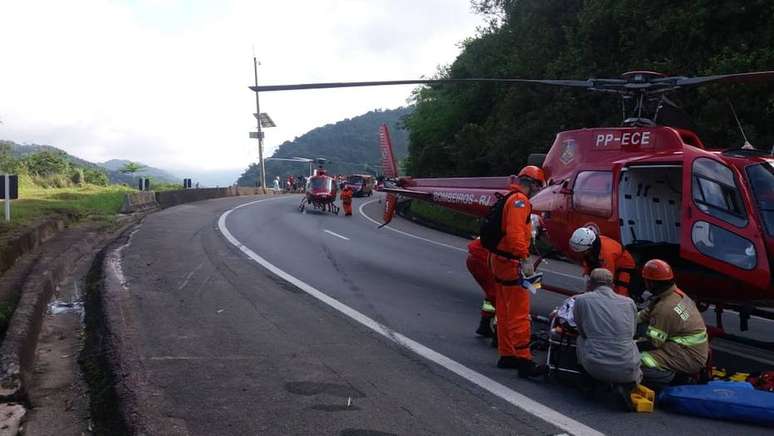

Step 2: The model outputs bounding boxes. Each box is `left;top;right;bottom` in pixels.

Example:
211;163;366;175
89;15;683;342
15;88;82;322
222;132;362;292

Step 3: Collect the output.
358;199;467;253
323;229;350;240
219;197;603;436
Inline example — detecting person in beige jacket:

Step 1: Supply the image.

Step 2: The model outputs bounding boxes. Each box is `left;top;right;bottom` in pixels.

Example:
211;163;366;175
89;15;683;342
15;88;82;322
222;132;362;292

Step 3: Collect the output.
637;259;709;391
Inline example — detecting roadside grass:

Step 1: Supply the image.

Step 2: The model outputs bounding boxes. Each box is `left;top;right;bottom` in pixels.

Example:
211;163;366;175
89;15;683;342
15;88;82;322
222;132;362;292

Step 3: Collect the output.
406;200;480;238
0;177;134;236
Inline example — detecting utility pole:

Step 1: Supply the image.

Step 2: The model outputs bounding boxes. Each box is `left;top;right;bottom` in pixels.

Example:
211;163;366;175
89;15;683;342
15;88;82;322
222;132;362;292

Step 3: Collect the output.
253;57;266;192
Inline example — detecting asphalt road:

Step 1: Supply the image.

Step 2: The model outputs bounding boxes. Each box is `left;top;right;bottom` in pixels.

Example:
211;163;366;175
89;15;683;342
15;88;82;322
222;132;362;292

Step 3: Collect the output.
117;194;773;435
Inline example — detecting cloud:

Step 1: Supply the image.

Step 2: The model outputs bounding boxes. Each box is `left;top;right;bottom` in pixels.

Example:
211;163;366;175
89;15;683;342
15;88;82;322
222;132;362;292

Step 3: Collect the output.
0;0;485;170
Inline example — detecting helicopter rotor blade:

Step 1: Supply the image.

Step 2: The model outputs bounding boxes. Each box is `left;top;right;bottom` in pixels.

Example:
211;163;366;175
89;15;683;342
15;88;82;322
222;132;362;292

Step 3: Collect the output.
250;78;595;92
666;71;774;87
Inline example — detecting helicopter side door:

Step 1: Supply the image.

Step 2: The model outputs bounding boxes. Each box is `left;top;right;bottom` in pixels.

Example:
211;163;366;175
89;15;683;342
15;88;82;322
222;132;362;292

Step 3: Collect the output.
680;147;771;289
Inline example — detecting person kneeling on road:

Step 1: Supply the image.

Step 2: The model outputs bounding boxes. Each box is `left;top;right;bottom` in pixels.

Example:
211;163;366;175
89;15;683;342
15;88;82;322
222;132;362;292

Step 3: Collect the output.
574;268;641;384
574;268;641;405
637;259;709;391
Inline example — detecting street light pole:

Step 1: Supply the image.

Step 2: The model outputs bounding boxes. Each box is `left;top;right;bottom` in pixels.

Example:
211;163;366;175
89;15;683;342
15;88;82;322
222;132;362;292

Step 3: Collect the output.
253;57;266;192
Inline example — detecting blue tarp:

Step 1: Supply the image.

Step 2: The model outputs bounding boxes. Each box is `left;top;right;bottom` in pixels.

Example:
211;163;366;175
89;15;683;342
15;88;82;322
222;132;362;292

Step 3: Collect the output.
658;381;774;426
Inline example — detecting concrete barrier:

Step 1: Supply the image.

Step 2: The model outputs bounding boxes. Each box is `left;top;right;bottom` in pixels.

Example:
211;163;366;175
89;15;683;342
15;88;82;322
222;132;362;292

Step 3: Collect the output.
236;187;268;196
119;191;158;214
154;186;238;209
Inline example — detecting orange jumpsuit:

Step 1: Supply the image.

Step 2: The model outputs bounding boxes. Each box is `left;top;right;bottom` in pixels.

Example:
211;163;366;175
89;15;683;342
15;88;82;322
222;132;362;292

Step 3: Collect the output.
340;188;353;216
488;187;533;360
466;239;496;318
582;235;637;297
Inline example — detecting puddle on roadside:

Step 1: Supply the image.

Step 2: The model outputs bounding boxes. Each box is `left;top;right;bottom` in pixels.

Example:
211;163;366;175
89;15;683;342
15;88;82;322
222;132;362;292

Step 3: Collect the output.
48;300;84;315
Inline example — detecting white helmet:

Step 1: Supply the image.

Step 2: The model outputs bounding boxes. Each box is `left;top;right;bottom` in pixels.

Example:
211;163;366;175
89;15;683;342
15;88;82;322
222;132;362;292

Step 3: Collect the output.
570;227;597;253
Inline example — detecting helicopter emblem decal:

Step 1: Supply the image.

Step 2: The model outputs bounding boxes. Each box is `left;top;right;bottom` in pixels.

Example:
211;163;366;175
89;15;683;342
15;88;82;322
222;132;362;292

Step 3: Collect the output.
559;139;577;165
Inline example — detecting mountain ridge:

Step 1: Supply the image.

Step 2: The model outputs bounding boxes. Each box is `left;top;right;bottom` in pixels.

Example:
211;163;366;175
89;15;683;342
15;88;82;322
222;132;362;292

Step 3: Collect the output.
237;107;412;186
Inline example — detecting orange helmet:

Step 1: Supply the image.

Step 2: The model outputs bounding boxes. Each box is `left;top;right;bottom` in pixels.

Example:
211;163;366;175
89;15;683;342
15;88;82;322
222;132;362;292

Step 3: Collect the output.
642;259;674;281
517;166;546;187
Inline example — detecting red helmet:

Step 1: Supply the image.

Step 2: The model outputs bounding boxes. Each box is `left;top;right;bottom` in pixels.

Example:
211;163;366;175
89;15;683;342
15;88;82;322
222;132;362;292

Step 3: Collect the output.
517;166;546;187
642;259;674;281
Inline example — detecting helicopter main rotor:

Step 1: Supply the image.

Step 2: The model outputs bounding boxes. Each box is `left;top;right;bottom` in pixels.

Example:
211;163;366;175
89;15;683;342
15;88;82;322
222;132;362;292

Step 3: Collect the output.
251;70;774;96
250;70;774;127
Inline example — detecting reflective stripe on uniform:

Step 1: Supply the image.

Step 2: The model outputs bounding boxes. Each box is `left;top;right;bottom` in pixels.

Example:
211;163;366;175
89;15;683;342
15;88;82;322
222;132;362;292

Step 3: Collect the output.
646;326;668;343
641;351;661;368
668;330;708;347
481;300;496;313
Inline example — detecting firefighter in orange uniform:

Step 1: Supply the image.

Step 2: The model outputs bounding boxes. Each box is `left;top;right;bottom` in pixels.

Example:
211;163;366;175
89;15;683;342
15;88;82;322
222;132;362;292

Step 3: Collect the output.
569;227;637;297
489;165;545;377
340;184;354;216
467;238;496;338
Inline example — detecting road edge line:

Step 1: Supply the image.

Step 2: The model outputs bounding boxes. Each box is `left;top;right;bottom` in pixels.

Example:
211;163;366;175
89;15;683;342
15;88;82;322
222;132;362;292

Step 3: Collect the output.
358;199;467;253
219;198;603;436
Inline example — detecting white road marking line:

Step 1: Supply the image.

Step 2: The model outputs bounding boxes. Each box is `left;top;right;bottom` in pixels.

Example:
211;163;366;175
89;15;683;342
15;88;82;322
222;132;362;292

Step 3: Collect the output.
358;199;467;253
323;229;350;240
219;198;602;436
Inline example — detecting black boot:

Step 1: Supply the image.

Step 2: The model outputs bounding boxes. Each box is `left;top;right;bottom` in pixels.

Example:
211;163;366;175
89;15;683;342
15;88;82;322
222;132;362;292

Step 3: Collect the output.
475;316;493;337
518;359;547;379
614;383;636;412
496;356;522;369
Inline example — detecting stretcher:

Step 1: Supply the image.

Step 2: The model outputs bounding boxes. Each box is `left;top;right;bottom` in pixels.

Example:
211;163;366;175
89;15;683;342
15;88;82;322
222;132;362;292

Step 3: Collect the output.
545;315;582;377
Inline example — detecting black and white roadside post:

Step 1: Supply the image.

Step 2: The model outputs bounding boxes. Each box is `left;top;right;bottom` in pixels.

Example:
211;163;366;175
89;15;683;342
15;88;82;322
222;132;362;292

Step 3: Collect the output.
1;174;19;223
249;57;276;194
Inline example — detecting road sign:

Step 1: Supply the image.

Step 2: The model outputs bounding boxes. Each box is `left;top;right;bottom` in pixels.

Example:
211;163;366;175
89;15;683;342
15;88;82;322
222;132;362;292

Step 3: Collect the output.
0;175;18;199
249;131;265;139
2;174;17;222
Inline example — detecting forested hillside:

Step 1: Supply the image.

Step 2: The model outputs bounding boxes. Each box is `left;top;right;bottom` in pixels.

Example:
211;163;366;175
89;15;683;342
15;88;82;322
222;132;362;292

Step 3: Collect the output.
405;0;774;177
237;107;410;186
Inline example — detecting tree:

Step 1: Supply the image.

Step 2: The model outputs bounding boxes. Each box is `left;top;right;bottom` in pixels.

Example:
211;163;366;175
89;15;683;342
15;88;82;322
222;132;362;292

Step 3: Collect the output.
120;161;146;175
84;168;109;186
405;0;774;177
0;142;12;173
24;151;70;176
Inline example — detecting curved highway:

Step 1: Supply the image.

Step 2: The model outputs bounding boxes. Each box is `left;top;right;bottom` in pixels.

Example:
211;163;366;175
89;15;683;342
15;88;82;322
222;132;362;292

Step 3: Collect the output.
113;193;773;435
220;194;771;435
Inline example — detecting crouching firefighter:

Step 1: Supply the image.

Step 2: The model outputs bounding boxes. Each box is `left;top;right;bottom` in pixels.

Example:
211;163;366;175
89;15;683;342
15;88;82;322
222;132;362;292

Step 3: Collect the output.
570;227;637;298
638;259;709;391
466;237;496;338
481;165;545;377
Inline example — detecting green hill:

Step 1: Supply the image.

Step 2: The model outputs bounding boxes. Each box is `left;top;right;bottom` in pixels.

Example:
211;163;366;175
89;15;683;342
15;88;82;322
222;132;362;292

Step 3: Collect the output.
1;141;179;184
237;107;411;187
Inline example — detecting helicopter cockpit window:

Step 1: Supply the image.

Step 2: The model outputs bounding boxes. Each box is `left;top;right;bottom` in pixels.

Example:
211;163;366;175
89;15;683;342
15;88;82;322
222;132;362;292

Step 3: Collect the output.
691;158;747;228
691;221;756;270
309;177;333;191
572;171;612;217
746;162;774;237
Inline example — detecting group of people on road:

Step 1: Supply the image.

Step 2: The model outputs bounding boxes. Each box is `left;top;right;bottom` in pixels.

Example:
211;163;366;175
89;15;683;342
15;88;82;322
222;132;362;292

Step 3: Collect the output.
272;175;308;194
466;165;709;407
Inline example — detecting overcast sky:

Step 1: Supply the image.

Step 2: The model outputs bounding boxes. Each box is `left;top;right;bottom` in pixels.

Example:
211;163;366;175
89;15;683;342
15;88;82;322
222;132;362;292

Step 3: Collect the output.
0;0;486;173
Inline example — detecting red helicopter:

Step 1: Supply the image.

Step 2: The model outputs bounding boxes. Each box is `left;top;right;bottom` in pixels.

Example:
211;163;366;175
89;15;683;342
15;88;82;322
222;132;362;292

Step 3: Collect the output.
252;70;774;332
298;158;340;214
